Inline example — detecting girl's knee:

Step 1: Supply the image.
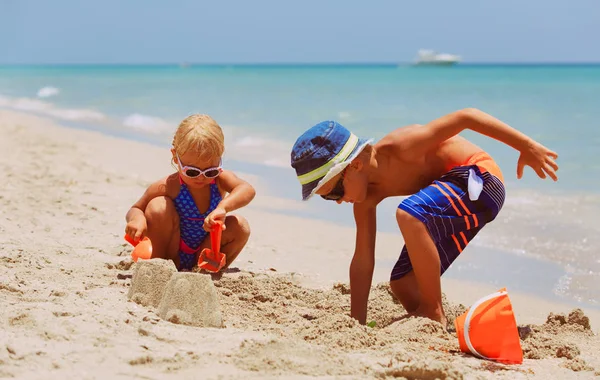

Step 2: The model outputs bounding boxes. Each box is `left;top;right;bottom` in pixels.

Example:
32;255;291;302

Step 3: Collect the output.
145;196;178;225
228;214;251;236
225;215;251;240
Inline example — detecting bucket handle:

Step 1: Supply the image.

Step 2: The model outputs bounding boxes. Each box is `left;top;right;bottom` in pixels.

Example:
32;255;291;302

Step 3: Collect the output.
463;290;508;360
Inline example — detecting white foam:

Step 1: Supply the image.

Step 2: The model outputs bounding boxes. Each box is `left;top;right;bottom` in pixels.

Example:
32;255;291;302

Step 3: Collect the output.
226;133;293;170
553;273;572;297
504;196;539;206
122;113;172;134
0;95;105;121
36;86;60;98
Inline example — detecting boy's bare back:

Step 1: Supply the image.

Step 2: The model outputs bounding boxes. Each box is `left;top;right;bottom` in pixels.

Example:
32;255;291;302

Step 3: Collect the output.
363;124;485;203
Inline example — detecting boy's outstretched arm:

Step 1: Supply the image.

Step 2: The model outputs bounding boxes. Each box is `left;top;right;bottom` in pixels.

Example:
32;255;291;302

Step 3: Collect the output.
349;202;378;325
405;108;559;181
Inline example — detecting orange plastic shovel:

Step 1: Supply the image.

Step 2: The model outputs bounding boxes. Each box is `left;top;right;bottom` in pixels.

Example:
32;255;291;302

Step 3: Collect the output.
197;221;226;272
124;234;153;262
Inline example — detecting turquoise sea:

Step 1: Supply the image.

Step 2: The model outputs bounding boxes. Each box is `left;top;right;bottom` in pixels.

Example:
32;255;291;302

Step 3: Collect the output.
1;64;599;309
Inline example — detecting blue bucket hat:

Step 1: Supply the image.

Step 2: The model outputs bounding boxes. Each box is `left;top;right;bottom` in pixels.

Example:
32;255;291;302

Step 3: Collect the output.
290;121;372;200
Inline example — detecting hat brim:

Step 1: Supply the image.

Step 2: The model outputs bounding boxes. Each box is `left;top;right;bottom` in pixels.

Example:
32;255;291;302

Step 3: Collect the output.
303;138;373;200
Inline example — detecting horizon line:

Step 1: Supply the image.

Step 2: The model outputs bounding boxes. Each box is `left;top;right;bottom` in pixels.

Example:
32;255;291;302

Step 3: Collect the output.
2;61;600;67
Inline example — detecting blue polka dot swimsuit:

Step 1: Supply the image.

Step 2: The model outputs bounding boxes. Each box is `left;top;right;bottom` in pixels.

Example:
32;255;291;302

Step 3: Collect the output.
173;177;222;271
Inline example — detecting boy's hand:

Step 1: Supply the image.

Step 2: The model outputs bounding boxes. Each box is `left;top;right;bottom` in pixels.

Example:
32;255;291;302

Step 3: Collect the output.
204;207;227;231
517;140;559;181
125;216;147;243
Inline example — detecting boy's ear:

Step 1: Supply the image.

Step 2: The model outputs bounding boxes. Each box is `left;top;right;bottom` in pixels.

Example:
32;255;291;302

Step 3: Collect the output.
349;158;363;171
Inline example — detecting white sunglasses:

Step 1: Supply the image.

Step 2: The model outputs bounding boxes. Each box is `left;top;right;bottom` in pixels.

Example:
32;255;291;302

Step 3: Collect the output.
176;153;222;179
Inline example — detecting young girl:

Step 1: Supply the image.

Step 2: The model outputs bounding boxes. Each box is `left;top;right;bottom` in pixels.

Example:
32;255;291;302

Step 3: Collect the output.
124;114;255;271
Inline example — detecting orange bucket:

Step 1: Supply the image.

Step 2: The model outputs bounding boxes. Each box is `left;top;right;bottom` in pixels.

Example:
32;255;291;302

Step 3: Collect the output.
454;288;523;364
124;235;153;262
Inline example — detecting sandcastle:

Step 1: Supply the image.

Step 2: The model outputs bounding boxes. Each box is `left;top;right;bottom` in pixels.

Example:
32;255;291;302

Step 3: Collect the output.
127;259;177;308
127;259;223;328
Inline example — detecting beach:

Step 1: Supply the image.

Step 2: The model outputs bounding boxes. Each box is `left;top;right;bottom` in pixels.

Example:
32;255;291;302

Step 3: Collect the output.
1;109;600;379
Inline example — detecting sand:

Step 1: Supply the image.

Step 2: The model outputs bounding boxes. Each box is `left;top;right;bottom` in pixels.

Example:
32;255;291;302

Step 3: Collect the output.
1;109;599;379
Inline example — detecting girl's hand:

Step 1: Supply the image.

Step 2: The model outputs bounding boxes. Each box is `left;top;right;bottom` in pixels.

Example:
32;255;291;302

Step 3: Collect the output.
517;140;559;181
204;207;227;231
125;216;148;243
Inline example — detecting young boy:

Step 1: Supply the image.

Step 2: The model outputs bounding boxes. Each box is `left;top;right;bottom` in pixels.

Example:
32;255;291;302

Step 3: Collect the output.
290;108;558;328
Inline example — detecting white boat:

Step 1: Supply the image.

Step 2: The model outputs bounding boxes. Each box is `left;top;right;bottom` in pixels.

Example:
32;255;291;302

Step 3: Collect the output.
413;49;461;66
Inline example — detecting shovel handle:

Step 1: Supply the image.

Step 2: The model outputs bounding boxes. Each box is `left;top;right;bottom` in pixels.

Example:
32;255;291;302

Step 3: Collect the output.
124;234;142;247
210;221;223;254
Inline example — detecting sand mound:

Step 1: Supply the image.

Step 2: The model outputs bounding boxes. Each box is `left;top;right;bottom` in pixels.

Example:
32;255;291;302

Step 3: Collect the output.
157;272;223;328
376;351;465;380
561;357;595;372
208;271;600;376
124;266;598;376
127;259;177;308
519;308;596;372
105;258;134;271
212;272;460;354
545;309;592;332
236;338;372;377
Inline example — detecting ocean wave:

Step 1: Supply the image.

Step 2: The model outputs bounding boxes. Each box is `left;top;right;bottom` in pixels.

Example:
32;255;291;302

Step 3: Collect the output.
229;134;290;168
122;113;173;134
0;95;105;121
36;86;60;98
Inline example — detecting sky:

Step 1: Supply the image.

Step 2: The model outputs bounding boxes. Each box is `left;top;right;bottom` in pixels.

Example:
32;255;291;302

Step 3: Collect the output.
1;0;599;64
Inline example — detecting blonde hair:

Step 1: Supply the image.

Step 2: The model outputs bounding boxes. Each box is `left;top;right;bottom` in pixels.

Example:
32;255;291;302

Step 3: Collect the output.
172;114;225;160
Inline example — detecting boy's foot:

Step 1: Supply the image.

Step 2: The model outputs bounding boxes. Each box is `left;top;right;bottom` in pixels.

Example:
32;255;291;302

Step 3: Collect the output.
409;308;448;330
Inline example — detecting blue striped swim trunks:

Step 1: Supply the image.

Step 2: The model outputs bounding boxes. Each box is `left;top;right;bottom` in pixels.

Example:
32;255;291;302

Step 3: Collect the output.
390;154;506;281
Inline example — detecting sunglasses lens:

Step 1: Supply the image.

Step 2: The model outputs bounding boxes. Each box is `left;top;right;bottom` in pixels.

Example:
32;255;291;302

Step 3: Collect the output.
185;169;201;178
204;169;220;178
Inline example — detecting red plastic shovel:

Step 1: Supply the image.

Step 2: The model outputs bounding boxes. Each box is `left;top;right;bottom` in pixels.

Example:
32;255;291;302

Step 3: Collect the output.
197;221;226;272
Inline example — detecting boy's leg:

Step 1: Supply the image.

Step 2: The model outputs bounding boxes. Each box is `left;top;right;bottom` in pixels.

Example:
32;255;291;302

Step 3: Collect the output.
390;165;504;326
389;270;420;312
145;196;180;265
395;208;446;326
392;220;484;320
390;227;483;313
